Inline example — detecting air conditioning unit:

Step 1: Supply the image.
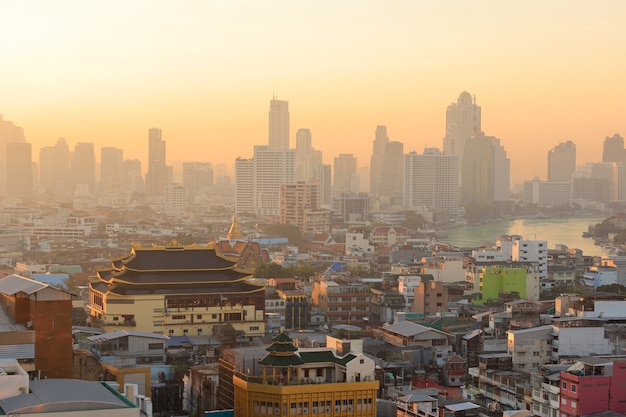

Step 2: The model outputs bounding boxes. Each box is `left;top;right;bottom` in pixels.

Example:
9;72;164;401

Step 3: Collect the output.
348;406;353;411
326;407;332;413
312;407;318;414
303;408;308;414
335;406;340;413
275;408;280;415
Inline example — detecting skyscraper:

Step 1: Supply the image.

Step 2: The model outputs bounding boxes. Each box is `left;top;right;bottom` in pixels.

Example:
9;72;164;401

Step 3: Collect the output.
369;125;389;197
234;147;295;217
602;133;625;163
182;162;213;195
235;157;255;215
313;164;332;206
379;140;404;203
404;148;460;216
145;128;168;196
6;142;33;197
295;128;323;182
39;138;71;196
269;97;290;150
100;147;124;193
72;142;96;195
443;92;481;160
0;115;25;193
461;133;510;205
333;154;358;196
548;140;576;183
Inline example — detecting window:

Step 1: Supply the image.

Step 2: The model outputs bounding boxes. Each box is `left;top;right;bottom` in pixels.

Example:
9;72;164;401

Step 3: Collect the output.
168;329;174;335
197;314;202;319
250;326;259;331
571;384;576;392
172;315;185;320
113;316;119;321
183;329;188;334
148;343;163;350
197;328;203;333
212;314;217;319
562;381;567;389
360;359;364;364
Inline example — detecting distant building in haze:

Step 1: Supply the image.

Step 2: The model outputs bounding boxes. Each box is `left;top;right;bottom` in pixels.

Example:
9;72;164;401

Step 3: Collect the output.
369;125;389;197
269;97;290;151
182;162;213;195
313;164;332;206
0;115;25;194
280;179;330;235
404;148;460;216
548;140;576;183
39;138;72;196
295;128;323;182
6;142;33;197
443;91;481;161
602;133;625;163
235;146;295;217
461;132;510;205
72;142;96;195
524;178;571;208
333;153;358;197
378;140;404;204
99;146;124;193
145;128;169;196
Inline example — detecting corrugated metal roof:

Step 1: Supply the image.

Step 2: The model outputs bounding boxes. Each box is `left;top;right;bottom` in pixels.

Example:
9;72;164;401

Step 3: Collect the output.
0;274;47;296
0;344;35;360
0;379;132;413
87;330;169;342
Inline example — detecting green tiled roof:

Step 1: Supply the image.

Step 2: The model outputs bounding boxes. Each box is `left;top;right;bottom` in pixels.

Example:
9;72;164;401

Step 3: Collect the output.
258;353;305;367
298;351;356;366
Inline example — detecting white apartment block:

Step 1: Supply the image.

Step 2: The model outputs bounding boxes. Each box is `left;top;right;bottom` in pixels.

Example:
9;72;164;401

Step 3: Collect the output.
523;179;571;207
497;235;548;279
404;149;460;217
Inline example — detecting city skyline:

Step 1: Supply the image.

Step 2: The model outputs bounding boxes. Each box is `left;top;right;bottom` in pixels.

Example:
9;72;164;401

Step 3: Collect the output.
1;1;625;185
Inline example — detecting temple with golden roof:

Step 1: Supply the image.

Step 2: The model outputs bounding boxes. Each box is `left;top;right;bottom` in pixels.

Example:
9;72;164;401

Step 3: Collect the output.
87;239;267;338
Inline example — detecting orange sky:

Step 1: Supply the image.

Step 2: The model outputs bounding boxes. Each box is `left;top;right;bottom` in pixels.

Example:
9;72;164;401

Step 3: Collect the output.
1;1;625;185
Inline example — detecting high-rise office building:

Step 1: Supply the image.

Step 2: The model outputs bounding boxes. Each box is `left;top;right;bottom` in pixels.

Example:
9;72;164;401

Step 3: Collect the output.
72;142;96;195
548;140;576;183
379;140;404;203
253;146;295;217
404;148;460;216
314;164;332;206
269;97;290;150
0;115;25;193
100;147;124;193
602;133;625;163
6;142;33;197
333;154;358;197
443;91;481;159
461;133;510;205
369;125;389;197
123;159;144;194
182;162;213;195
39;138;72;196
235;157;255;215
295;128;323;182
145;128;168;196
235;147;295;217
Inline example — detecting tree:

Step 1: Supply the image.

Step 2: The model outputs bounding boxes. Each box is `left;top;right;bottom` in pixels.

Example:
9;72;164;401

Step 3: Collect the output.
254;263;292;278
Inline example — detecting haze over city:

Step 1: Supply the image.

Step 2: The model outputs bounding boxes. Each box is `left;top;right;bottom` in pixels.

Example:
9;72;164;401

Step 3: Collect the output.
2;1;626;185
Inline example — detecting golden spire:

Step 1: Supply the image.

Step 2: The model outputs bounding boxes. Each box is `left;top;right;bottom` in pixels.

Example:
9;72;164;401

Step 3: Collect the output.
226;214;244;240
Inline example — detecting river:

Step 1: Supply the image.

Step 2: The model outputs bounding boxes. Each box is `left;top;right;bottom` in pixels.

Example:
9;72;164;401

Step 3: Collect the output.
440;216;607;257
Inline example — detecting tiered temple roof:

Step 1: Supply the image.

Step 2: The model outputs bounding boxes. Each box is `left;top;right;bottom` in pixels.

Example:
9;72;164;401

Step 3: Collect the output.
91;241;264;297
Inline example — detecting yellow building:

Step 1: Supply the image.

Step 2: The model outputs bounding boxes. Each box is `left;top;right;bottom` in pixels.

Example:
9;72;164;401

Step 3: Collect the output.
87;240;266;338
232;333;378;417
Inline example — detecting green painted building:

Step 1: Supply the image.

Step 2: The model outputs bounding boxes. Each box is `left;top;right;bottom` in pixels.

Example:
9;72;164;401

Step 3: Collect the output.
477;266;527;305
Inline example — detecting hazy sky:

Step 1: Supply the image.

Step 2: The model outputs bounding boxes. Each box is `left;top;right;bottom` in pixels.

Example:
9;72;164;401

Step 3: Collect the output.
1;1;625;185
